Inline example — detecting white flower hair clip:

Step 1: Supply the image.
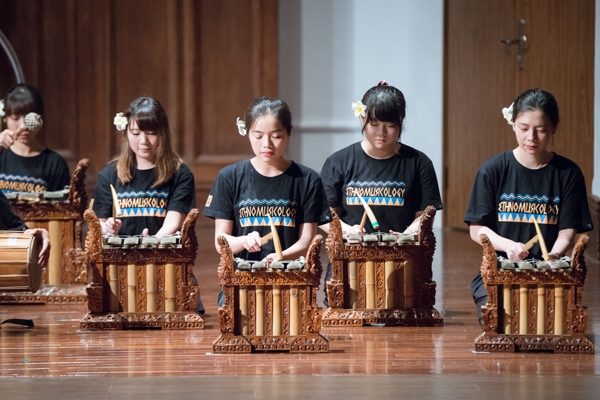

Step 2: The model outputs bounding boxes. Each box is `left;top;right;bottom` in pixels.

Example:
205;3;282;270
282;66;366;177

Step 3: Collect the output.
0;99;5;117
236;117;247;136
114;112;128;131
502;103;514;125
352;101;366;118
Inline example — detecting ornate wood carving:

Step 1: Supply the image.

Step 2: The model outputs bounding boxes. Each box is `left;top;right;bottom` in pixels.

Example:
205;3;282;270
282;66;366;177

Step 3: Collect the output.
213;234;328;353
80;209;204;330
0;159;90;304
475;233;593;353
323;206;443;326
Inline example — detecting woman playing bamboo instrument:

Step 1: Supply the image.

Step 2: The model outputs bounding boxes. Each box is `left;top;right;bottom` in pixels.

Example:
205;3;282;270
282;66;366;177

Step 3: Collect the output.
465;88;593;326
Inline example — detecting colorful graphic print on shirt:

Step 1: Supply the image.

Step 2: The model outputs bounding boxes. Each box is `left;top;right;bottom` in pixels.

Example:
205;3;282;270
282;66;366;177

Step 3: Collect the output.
498;193;559;225
238;198;297;228
117;190;168;218
345;180;405;206
0;173;47;194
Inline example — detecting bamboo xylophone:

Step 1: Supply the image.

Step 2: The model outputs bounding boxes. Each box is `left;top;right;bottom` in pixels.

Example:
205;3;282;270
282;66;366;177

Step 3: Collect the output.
213;235;328;353
80;209;203;330
474;234;594;353
0;159;90;304
323;206;443;326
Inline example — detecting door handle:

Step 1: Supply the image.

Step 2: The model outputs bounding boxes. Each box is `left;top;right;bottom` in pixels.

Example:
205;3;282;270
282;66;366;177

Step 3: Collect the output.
500;19;526;69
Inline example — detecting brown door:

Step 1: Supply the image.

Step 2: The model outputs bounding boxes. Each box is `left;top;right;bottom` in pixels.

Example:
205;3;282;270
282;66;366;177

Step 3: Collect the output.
443;0;595;229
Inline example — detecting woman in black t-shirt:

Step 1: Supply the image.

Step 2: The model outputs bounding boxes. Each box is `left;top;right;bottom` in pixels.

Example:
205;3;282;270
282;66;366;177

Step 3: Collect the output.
203;97;329;306
464;89;592;326
0;84;70;195
319;81;443;306
92;97;195;238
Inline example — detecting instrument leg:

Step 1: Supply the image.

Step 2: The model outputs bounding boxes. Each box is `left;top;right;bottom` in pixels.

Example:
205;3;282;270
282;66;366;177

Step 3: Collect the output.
404;259;414;308
127;263;136;312
537;286;546;334
165;263;175;312
503;285;512;334
555;285;564;335
256;285;265;335
146;264;155;312
366;259;375;309
48;221;61;285
109;264;119;312
290;286;299;336
240;286;249;335
349;259;358;309
273;285;282;335
384;259;395;308
519;285;528;334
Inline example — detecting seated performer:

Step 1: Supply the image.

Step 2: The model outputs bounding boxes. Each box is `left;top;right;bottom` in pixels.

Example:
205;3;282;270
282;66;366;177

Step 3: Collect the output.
203;97;330;307
0;190;50;268
0;84;70;195
465;88;593;327
319;81;443;306
91;96;204;314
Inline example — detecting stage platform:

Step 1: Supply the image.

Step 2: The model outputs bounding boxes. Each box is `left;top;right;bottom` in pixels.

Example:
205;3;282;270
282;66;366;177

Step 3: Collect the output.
1;225;598;398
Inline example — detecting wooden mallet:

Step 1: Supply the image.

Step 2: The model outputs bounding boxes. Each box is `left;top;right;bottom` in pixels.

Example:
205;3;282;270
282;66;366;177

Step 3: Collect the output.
110;184;122;218
260;232;273;245
522;234;539;252
532;218;549;260
359;210;368;231
357;193;379;230
267;215;284;261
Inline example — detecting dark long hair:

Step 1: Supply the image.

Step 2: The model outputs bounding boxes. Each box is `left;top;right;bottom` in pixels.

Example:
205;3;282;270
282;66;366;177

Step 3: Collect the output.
1;83;44;130
116;97;180;187
243;97;292;135
511;88;560;128
360;82;406;141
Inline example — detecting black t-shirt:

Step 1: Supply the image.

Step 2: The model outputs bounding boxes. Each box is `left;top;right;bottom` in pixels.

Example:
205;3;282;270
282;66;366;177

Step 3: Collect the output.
202;159;330;260
320;142;443;233
464;151;593;259
0;148;70;194
0;190;26;231
92;162;196;236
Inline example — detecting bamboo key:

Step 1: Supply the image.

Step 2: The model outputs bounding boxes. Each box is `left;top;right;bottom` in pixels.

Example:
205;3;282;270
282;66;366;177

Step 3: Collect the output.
357;194;379;230
532;218;549;260
110;184;122;218
267;215;284;261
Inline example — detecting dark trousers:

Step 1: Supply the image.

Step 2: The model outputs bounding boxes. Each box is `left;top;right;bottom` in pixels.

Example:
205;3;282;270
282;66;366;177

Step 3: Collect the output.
471;271;487;327
191;274;205;314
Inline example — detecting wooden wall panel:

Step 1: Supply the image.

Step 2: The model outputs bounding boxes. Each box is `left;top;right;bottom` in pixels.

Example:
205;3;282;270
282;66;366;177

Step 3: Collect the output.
0;0;278;217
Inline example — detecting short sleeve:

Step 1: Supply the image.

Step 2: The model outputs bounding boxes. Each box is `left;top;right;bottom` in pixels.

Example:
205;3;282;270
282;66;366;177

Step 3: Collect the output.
558;167;593;233
464;163;498;228
47;155;71;191
202;168;236;220
417;157;443;211
320;156;344;209
167;164;196;213
92;169;114;219
301;174;331;225
0;191;26;231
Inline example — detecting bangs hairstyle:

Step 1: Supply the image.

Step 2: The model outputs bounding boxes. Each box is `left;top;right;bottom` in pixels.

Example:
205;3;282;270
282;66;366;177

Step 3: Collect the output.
511;88;560;128
116;97;181;187
244;96;292;135
2;84;44;130
361;85;406;141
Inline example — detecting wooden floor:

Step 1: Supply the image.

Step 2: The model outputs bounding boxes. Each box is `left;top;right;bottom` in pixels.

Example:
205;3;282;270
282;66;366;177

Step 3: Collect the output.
1;225;599;397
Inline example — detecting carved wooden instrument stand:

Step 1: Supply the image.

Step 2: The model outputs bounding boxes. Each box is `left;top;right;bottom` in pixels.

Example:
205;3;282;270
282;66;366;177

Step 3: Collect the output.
0;159;90;304
213;235;329;353
474;234;593;353
323;206;443;326
80;209;204;330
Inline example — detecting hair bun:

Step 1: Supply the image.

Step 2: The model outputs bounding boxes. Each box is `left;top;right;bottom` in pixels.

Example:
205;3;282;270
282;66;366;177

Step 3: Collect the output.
376;80;388;87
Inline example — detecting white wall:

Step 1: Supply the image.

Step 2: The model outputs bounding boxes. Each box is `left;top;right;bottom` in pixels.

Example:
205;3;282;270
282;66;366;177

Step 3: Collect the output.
279;0;444;228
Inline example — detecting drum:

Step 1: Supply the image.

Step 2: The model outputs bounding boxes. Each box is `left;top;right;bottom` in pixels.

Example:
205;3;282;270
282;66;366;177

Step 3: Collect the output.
0;231;42;293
